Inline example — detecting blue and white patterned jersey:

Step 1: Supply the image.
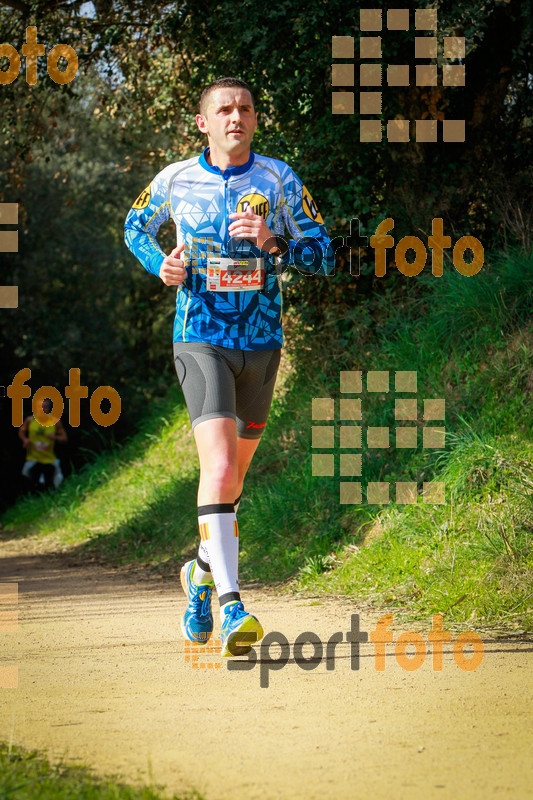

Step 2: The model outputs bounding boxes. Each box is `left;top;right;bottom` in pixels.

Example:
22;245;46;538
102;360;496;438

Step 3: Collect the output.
124;147;333;350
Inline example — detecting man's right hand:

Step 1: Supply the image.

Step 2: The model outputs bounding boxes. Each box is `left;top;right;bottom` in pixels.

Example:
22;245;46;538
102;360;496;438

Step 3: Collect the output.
159;244;187;286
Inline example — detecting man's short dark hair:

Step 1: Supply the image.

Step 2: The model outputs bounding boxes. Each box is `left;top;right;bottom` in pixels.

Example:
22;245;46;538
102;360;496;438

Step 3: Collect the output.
199;77;255;116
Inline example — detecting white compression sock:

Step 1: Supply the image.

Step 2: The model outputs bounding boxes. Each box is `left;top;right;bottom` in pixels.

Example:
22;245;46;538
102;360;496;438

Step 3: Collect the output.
197;504;240;619
196;494;242;583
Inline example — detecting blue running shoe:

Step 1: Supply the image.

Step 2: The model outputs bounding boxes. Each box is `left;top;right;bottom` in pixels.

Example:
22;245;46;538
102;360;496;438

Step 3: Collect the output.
180;560;214;645
220;601;264;657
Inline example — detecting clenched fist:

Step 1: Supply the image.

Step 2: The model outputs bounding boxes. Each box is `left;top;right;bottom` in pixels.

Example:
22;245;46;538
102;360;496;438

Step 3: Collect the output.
159;243;187;286
228;207;277;252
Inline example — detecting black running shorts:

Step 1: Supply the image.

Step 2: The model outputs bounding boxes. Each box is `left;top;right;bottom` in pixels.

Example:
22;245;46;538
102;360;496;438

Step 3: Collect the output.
173;342;281;439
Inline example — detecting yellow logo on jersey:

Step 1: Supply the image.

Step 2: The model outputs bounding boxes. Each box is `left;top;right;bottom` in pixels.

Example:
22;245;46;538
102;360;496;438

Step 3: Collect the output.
302;185;324;224
237;193;270;219
132;184;151;210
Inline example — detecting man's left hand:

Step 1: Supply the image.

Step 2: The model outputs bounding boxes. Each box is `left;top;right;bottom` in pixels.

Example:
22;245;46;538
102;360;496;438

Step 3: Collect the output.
228;207;277;253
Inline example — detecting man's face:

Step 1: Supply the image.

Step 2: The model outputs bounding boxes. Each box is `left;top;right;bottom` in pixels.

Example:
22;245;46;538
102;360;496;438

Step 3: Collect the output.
196;87;257;158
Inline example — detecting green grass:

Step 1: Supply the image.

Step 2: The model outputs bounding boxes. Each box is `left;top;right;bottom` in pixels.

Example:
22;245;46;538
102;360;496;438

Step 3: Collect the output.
298;433;533;632
288;246;533;631
1;245;532;630
0;742;200;800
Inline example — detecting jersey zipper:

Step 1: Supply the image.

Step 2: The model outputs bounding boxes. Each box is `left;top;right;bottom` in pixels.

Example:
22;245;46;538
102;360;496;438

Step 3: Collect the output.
224;177;229;255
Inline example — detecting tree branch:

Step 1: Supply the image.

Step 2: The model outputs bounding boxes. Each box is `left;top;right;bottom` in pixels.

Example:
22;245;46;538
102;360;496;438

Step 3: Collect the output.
0;0;30;13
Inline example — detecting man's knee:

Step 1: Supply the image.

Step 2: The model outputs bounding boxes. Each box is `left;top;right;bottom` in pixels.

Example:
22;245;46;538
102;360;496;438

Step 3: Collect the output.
201;457;238;491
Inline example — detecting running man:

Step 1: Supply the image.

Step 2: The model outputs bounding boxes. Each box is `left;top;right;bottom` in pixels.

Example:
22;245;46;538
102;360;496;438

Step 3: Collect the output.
125;77;333;656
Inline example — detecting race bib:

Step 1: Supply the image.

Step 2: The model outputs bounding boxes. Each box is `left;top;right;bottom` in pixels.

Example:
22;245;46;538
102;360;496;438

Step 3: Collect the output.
206;257;264;292
35;441;50;452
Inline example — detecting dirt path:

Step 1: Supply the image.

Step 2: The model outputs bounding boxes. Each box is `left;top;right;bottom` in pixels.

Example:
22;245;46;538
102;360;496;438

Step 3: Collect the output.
0;537;531;800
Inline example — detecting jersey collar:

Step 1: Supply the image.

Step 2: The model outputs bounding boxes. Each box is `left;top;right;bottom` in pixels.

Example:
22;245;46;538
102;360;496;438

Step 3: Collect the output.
199;147;255;178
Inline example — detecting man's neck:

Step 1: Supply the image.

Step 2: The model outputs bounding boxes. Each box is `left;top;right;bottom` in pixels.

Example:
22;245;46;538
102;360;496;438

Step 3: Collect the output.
206;145;251;172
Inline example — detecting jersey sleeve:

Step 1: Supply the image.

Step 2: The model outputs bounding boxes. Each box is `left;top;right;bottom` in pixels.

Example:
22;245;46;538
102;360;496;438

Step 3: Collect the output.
124;166;173;277
278;166;334;276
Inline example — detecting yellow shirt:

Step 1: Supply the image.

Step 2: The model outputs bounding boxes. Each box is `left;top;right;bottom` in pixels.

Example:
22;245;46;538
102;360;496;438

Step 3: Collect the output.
26;417;57;464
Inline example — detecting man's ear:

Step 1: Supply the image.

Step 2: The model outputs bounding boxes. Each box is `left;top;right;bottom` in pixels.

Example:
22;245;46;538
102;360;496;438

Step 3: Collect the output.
196;113;208;134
